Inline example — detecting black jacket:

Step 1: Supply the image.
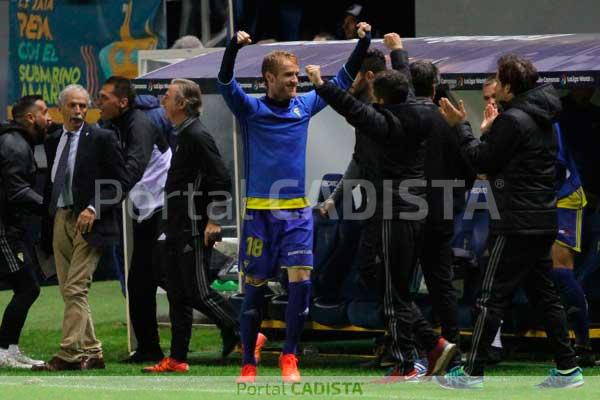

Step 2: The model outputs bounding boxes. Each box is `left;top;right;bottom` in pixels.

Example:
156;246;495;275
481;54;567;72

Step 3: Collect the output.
165;118;231;238
454;83;561;235
0;123;44;241
390;49;474;227
316;82;428;218
109;108;170;192
44;123;127;246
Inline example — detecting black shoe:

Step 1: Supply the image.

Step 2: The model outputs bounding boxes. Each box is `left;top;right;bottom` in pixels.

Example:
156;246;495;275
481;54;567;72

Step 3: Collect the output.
221;329;240;359
575;345;596;367
487;346;504;365
121;349;165;364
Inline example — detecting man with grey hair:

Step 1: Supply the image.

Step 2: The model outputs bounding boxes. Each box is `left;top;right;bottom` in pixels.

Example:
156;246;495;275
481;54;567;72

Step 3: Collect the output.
33;84;126;371
171;35;204;49
143;78;248;373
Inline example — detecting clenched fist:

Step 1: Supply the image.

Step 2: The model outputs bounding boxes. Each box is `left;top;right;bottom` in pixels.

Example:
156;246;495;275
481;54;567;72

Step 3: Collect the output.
305;65;324;87
236;31;252;46
356;22;371;39
384;33;403;50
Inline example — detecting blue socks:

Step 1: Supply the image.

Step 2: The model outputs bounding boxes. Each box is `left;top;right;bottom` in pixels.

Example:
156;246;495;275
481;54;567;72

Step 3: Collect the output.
240;283;266;365
283;280;311;355
551;268;590;346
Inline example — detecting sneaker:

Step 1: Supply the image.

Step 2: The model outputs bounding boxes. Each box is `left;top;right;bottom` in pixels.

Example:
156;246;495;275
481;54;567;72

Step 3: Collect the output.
435;366;483;389
254;333;267;363
575;345;596;368
237;364;257;383
372;367;419;384
487;345;504;365
142;357;189;373
221;329;240;359
414;359;429;377
0;349;32;369
240;333;268;364
426;337;457;376
536;367;584;389
7;345;44;367
279;353;301;383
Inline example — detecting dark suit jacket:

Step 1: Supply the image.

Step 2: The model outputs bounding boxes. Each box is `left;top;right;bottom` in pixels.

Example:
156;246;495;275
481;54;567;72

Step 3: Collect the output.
44;123;127;247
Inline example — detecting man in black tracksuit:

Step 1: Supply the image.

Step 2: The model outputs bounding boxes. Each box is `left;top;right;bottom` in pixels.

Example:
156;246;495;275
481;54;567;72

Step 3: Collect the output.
437;55;580;387
97;76;172;363
385;33;473;360
0;95;51;368
320;49;387;292
143;78;240;373
306;62;456;379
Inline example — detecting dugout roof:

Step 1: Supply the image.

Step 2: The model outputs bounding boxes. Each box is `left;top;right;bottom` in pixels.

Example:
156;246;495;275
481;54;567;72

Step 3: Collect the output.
135;34;600;94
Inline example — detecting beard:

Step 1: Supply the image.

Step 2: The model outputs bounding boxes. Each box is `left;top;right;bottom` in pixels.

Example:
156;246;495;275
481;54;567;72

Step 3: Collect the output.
32;123;47;144
351;82;371;102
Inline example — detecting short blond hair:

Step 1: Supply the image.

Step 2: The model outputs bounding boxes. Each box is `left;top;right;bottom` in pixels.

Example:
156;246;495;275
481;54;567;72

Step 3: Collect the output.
261;51;299;79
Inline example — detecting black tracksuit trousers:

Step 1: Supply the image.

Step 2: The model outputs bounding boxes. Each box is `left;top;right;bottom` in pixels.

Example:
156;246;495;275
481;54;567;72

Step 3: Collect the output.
465;234;578;375
166;231;239;362
420;223;460;346
381;219;439;372
127;211;166;354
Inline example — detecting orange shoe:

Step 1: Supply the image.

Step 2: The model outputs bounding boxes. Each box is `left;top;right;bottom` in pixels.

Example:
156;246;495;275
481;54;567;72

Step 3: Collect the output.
142;357;189;373
240;333;268;364
236;364;257;383
254;333;267;363
279;353;301;383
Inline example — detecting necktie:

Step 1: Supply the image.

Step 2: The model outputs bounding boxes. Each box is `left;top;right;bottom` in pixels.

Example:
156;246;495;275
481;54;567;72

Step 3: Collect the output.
49;132;73;215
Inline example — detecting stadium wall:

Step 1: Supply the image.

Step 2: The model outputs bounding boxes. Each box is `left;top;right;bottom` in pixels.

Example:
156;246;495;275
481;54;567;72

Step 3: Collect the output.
416;0;600;36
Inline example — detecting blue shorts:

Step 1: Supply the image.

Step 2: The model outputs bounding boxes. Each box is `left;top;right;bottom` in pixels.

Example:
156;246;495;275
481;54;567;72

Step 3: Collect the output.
556;207;583;252
240;207;313;281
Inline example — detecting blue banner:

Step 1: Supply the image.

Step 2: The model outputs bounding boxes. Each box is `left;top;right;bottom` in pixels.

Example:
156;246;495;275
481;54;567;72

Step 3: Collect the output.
10;0;165;106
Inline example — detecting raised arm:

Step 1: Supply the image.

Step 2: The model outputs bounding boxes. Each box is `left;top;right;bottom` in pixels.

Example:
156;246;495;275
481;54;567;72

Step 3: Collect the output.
305;22;372;115
384;33;415;99
342;22;373;84
306;65;390;140
439;98;520;175
217;31;259;119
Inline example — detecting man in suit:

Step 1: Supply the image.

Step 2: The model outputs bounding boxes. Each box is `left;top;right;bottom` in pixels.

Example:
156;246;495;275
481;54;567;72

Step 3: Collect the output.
33;84;126;371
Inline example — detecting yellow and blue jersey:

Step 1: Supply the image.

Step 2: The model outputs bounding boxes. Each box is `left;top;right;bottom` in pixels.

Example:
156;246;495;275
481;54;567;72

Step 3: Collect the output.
555;122;586;205
218;67;353;210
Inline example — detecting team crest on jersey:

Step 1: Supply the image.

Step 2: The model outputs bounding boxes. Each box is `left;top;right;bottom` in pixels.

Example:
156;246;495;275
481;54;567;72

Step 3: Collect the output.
17;252;24;262
293;106;301;117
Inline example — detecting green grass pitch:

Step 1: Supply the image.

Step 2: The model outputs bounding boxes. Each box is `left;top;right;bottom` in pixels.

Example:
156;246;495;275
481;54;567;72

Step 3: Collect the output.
0;281;598;399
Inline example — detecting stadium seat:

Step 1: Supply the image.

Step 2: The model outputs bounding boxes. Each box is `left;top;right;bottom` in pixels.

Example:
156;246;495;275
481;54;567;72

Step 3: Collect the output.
347;300;384;329
311;297;350;326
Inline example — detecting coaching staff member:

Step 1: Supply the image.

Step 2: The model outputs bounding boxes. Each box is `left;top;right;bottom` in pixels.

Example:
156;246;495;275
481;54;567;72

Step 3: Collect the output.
437;55;581;388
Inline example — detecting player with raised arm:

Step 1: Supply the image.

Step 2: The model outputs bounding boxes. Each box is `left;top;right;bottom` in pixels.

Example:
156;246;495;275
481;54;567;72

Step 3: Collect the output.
218;23;372;383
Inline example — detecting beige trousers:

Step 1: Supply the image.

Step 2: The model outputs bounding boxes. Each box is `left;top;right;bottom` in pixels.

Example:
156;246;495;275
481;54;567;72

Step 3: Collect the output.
53;208;103;362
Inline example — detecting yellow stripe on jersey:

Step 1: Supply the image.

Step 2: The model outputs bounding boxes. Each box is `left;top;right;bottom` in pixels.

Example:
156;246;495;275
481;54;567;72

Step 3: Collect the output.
246;197;310;210
557;187;587;210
